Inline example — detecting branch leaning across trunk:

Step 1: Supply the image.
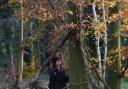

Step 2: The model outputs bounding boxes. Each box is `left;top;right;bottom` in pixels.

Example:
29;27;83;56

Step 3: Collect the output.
32;0;71;82
35;30;72;81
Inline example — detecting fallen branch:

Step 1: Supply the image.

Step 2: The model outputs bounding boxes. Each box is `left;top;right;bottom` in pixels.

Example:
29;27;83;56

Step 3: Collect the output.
63;81;87;89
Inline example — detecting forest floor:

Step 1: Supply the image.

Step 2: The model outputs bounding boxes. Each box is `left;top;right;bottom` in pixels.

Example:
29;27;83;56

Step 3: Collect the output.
0;67;128;89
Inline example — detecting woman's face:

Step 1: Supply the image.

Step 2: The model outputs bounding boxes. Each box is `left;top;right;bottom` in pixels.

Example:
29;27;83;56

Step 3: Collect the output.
56;59;62;66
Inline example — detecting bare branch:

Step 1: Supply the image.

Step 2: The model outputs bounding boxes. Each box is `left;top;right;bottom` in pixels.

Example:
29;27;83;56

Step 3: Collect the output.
82;43;110;89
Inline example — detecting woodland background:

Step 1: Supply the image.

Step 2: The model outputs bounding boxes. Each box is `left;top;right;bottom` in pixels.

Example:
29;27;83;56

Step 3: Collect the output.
0;0;128;89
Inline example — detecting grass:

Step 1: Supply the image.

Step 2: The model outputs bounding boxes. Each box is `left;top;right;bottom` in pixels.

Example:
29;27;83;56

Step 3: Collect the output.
121;79;128;89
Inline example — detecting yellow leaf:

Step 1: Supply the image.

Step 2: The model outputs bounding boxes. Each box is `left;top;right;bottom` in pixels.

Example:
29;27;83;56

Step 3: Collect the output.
67;10;73;15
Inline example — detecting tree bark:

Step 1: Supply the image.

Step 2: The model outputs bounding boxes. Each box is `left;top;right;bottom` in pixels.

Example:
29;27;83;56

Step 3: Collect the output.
100;0;107;82
65;1;87;89
106;2;121;89
19;0;24;82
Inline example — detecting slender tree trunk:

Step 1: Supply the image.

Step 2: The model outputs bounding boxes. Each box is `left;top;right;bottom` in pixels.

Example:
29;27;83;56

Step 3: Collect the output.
92;2;102;75
30;22;36;70
106;2;121;89
100;0;107;80
19;0;24;81
10;26;15;80
92;2;103;88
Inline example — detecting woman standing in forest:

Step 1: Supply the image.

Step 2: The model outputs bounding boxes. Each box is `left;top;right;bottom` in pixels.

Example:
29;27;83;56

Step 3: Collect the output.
48;57;68;89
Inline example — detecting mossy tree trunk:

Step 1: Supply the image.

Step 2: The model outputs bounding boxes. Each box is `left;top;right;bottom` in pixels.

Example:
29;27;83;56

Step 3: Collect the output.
68;38;87;89
65;1;87;89
106;2;121;89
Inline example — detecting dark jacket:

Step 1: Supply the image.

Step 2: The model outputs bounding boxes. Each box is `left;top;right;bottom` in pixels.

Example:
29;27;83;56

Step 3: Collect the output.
48;67;68;89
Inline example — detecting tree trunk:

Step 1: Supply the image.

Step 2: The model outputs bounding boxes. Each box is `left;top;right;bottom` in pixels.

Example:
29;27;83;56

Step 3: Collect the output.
19;0;24;81
65;1;87;89
106;2;121;89
3;20;14;79
68;39;86;89
100;0;107;83
92;2;103;88
92;2;102;76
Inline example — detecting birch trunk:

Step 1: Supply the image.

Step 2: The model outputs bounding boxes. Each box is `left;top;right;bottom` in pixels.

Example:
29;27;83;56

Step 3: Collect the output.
19;0;24;81
92;1;103;81
92;2;102;74
100;0;107;80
